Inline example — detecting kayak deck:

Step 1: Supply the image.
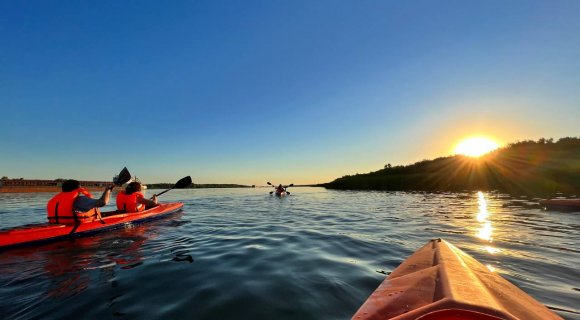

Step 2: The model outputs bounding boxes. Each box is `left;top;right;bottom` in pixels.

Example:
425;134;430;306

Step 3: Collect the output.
0;202;184;249
352;239;562;320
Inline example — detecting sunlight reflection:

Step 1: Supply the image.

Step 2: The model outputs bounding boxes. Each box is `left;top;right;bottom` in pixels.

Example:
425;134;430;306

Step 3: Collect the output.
477;192;488;222
476;191;493;242
486;264;496;273
485;246;501;254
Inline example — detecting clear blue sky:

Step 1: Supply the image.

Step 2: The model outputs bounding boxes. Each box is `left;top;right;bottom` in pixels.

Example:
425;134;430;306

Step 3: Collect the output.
1;1;579;185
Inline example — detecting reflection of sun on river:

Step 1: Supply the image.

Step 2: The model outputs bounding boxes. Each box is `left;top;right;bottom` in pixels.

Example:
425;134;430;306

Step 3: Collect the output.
475;191;501;272
476;191;493;241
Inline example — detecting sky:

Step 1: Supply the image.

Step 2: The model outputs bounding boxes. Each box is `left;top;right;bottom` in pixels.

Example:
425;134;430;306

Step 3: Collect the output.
1;1;579;185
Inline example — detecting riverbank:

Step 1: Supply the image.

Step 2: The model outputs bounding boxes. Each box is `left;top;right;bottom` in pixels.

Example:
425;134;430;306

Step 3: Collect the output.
324;137;580;196
0;186;112;193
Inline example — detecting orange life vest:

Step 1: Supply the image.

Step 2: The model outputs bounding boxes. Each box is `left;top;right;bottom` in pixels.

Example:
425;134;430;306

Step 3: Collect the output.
116;191;145;213
46;188;99;225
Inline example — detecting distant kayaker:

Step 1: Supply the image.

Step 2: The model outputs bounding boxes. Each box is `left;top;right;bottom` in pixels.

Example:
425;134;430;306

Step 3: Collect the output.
275;184;285;194
116;182;158;213
47;179;114;224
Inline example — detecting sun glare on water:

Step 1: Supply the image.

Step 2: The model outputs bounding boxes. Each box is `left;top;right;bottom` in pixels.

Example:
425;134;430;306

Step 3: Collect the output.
454;137;499;157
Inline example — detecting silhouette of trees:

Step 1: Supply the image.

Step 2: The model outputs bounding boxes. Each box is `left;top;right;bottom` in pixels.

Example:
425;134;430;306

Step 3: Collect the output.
324;137;580;196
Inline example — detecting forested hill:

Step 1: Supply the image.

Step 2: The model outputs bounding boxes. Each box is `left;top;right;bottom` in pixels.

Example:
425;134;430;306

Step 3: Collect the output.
323;137;580;196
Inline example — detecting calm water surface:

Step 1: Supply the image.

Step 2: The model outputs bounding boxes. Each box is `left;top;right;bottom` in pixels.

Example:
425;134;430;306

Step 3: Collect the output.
0;187;579;319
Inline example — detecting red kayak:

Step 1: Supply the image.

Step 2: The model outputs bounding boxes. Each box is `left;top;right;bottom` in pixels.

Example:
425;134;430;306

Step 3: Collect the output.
352;239;562;320
539;198;580;210
0;202;183;250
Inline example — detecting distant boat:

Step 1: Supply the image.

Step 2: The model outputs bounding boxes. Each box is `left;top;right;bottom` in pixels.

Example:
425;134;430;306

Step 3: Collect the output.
135;176;147;190
119;176;147;190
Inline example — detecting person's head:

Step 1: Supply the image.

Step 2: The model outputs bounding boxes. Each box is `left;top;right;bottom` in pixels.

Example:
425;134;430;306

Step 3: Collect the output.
62;179;81;192
125;182;142;195
278;184;282;187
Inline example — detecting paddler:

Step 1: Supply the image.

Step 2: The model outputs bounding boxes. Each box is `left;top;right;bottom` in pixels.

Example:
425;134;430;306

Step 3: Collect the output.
275;184;285;194
47;179;114;224
116;182;158;213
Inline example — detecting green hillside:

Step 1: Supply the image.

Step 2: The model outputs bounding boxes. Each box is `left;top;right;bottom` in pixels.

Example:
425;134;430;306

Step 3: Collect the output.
323;137;580;196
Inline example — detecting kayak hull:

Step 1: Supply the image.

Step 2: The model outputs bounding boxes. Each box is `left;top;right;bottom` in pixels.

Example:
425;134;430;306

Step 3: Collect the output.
0;202;184;250
275;191;287;197
352;239;562;320
539;198;580;210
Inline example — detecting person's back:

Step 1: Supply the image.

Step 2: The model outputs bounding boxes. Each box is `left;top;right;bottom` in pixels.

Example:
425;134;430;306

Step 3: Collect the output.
116;182;158;213
47;179;113;224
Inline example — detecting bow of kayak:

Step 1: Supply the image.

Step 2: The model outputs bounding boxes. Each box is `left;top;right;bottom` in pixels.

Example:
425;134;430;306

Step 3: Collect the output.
0;202;184;250
352;239;562;320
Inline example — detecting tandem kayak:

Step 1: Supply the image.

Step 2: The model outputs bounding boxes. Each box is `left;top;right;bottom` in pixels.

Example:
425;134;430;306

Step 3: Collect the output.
352;239;562;320
539;198;580;210
0;202;184;250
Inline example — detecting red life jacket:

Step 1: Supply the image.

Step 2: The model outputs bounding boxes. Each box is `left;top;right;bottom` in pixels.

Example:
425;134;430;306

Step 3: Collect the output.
46;188;99;225
116;191;145;213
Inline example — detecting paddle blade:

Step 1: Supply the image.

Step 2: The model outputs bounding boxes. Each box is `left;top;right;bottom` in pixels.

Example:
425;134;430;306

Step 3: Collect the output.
114;167;131;186
267;182;272;186
289;184;294;187
174;176;193;189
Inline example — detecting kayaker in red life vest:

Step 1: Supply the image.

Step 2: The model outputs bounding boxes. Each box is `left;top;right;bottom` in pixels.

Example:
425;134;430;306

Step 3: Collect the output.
275;184;285;194
116;182;158;213
47;179;114;224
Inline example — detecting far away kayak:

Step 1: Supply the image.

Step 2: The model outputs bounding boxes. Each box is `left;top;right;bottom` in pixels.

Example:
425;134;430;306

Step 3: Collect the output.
352;238;562;320
0;202;184;250
539;198;580;210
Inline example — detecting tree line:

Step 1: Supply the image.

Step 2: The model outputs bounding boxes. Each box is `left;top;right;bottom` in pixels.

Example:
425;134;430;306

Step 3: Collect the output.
323;137;580;196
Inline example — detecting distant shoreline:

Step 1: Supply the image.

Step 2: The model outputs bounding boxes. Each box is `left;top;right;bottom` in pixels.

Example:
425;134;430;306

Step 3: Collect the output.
322;137;580;196
0;184;254;193
0;186;109;193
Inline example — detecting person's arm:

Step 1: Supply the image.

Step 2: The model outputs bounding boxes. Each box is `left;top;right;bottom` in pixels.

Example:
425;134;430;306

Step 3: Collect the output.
94;184;115;207
137;194;158;207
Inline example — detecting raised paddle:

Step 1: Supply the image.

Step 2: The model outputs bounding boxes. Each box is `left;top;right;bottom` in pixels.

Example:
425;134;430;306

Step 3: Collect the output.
99;167;132;221
286;183;294;195
113;167;132;187
154;176;193;198
267;182;275;194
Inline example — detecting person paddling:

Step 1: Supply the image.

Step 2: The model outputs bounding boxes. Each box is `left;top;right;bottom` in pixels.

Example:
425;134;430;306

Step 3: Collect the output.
275;184;285;195
116;182;158;213
47;179;115;224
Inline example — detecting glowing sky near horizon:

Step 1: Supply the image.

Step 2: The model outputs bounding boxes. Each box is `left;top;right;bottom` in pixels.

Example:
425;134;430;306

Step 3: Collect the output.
1;1;579;185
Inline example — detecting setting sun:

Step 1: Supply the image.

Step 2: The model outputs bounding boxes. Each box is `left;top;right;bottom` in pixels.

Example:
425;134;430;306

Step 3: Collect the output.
454;137;499;157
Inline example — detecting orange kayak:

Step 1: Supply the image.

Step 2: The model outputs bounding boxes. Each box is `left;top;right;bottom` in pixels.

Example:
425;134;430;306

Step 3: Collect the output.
0;202;183;250
352;239;562;320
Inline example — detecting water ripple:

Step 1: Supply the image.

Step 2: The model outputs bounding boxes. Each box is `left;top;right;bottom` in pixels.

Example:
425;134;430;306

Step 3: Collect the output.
0;188;578;319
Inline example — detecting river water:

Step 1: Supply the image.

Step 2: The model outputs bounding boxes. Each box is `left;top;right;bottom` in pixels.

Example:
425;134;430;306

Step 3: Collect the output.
0;187;578;319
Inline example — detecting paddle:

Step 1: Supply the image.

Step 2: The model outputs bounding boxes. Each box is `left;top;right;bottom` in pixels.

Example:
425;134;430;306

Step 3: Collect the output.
267;181;275;194
267;182;293;195
154;176;193;198
113;167;132;187
286;183;294;195
100;167;132;222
